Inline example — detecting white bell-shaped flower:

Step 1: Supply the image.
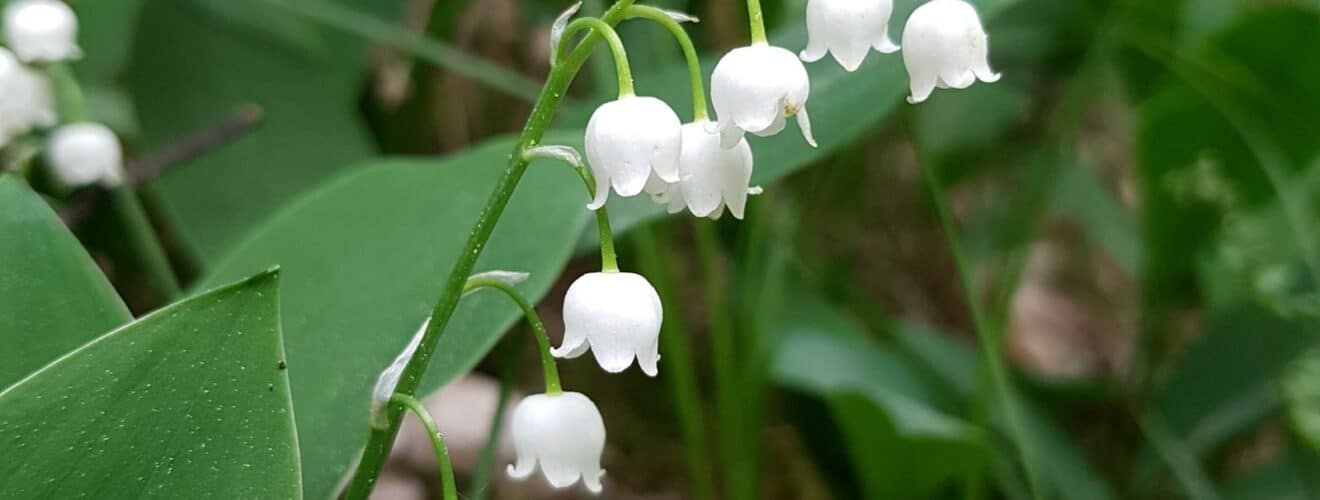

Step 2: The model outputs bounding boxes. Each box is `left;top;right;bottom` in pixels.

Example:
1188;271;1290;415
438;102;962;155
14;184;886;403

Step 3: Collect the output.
9;65;56;129
0;49;56;142
47;123;124;188
584;95;682;210
507;391;607;493
711;44;816;149
0;49;18;146
647;121;755;220
551;271;662;376
800;0;899;72
3;0;81;63
901;0;1000;104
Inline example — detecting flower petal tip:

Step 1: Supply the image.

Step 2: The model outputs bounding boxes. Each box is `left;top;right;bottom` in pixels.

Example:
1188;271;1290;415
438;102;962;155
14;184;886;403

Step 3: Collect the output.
507;463;531;480
584;470;605;494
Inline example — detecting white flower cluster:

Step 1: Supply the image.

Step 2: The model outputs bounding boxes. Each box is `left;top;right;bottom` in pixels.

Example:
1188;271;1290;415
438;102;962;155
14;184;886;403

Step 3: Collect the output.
0;0;124;188
801;0;1000;103
581;0;997;222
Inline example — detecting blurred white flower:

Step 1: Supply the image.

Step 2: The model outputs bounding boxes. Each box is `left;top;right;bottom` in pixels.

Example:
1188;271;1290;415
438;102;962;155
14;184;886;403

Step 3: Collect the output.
3;0;81;63
551;271;662;376
584;96;682;210
47;123;124;188
0;49;17;147
711;44;816;148
647;121;756;220
507;391;607;494
800;0;899;72
901;0;1000;104
0;47;55;145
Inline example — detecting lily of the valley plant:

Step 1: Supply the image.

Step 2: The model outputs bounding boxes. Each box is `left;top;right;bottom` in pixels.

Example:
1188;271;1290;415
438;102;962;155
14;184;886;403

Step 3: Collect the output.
343;0;1001;496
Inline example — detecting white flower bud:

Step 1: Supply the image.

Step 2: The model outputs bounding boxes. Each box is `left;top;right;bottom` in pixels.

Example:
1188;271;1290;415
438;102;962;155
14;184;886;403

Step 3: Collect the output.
800;0;900;72
901;0;1000;104
549;2;582;65
646;121;755;220
3;0;81;63
507;391;607;494
552;272;662;376
583;96;682;210
47;123;124;188
711;44;816;149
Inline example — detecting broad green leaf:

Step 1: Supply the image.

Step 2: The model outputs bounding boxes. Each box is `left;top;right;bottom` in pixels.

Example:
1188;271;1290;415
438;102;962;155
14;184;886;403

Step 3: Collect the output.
1135;6;1320;313
1155;305;1318;449
912;82;1031;158
70;0;144;86
128;0;380;265
891;321;1118;500
0;176;131;389
199;133;590;498
770;289;988;499
194;0;327;54
0;270;300;498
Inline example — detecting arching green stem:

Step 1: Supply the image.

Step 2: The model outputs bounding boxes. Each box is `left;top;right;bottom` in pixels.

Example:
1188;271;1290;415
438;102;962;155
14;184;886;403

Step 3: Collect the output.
343;2;635;496
463;276;562;394
575;169;620;272
746;0;767;45
389;393;458;500
623;6;708;121
557;17;635;97
46;63;87;123
523;146;619;272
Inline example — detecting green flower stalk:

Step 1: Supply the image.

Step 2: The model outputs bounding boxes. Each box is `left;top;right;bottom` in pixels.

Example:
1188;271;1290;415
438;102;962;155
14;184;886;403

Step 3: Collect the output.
341;2;638;496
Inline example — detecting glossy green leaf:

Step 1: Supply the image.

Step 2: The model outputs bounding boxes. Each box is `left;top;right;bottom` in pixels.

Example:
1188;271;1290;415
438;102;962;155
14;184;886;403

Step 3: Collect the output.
0;270;300;498
128;0;380;264
70;0;144;86
0;176;131;389
1155;305;1318;452
198;133;590;498
770;289;988;499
